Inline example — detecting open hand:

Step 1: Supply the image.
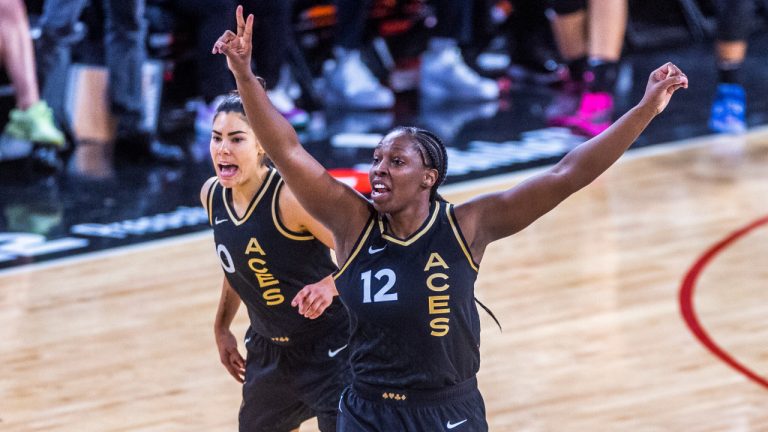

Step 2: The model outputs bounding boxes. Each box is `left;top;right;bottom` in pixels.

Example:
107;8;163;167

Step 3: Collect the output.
639;62;688;116
212;5;254;79
291;275;337;320
215;329;245;383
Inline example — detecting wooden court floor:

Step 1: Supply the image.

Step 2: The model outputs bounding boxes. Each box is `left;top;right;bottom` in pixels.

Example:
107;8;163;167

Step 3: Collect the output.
2;128;767;431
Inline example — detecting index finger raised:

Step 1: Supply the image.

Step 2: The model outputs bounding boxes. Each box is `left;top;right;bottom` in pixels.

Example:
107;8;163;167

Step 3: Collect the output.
236;5;245;37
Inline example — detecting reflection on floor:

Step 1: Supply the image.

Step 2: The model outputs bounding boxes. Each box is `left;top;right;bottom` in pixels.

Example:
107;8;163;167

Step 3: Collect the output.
1;34;767;269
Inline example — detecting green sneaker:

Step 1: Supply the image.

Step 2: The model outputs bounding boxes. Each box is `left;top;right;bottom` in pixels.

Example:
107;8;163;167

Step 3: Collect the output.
3;100;66;148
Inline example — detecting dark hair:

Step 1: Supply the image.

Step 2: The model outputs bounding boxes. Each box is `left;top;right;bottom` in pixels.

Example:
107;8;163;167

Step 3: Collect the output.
213;90;271;167
390;126;448;202
212;78;266;120
213;91;246;120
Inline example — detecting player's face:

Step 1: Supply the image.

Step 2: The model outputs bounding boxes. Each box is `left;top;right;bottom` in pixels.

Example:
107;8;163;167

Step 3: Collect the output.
369;132;435;213
210;112;265;188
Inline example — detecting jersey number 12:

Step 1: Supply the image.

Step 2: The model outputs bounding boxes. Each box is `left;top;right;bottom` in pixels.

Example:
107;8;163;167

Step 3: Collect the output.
361;269;397;303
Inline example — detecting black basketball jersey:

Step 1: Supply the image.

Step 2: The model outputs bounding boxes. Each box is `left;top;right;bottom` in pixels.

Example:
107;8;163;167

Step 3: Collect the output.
334;200;481;389
206;169;345;345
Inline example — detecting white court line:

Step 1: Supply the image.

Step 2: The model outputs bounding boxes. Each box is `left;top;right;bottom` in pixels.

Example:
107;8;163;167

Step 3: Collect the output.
0;230;213;277
2;126;766;277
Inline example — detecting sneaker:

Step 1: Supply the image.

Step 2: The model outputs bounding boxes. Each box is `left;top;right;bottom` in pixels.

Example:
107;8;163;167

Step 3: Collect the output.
268;87;309;129
507;39;567;85
551;91;613;137
3;100;66;148
114;130;185;164
323;48;395;110
709;83;746;134
420;40;499;101
546;82;584;127
194;95;227;136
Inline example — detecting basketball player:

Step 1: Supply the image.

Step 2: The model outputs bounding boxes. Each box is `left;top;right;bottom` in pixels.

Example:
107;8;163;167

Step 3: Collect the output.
200;92;350;432
214;7;687;430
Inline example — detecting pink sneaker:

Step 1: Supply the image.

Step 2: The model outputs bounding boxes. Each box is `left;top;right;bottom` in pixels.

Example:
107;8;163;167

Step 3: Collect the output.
567;92;614;137
547;93;582;128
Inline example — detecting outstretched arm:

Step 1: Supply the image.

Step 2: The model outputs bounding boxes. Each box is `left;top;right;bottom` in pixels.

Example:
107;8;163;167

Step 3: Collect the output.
212;6;370;261
456;62;688;262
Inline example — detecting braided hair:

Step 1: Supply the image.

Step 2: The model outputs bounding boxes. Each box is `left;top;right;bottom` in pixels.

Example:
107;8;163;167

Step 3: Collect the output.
213;89;271;167
391;126;448;202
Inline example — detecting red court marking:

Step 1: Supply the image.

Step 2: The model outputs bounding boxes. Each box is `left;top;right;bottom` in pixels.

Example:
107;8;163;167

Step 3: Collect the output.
679;215;768;389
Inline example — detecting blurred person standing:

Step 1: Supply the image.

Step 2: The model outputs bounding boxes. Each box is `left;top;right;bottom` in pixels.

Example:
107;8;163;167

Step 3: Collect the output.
0;0;65;155
323;0;499;110
191;0;309;136
245;0;310;129
547;0;627;137
708;0;755;134
193;0;309;134
36;0;183;163
162;0;237;136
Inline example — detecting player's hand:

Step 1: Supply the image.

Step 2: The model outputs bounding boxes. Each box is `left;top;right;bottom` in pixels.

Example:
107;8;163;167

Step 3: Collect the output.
212;5;254;79
215;329;245;383
291;275;337;320
639;62;688;116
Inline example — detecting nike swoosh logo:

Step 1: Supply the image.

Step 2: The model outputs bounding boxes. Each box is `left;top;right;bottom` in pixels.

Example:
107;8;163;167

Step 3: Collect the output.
446;419;467;429
215;217;228;225
328;344;348;357
368;245;385;254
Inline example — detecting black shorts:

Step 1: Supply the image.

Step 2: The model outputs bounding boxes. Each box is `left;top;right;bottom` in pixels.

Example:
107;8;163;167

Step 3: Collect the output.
239;328;350;432
337;377;488;432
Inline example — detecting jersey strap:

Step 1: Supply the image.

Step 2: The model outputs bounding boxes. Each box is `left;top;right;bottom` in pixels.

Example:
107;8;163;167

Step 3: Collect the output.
445;203;479;272
271;178;315;241
334;213;376;280
206;178;219;226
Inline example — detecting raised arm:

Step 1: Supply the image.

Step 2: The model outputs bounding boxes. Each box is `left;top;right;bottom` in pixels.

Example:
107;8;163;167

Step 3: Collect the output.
456;62;688;262
212;6;370;259
277;182;335;250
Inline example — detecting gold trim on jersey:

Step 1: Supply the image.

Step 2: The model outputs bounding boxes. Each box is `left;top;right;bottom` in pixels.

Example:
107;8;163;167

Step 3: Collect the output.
378;201;441;246
446;204;479;272
334;217;375;280
223;169;277;226
207;178;218;226
271;178;315;241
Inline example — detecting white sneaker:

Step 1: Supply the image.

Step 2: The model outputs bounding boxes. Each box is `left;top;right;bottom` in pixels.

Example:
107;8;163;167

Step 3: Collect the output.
323;48;395;110
268;87;309;129
194;95;227;136
420;40;499;101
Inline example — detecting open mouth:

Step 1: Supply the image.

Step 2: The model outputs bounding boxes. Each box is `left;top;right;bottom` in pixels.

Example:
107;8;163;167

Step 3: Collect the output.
218;163;239;179
371;181;391;199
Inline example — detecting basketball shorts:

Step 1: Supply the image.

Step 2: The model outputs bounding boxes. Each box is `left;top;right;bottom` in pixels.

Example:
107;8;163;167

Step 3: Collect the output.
337;376;488;431
239;326;350;432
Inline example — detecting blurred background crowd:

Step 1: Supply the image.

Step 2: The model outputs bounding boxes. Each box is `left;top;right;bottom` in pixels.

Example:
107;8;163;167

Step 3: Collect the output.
0;0;766;176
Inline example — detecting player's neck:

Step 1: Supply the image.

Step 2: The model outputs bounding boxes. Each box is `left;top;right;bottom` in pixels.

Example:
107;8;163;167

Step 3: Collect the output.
384;200;433;239
231;166;270;209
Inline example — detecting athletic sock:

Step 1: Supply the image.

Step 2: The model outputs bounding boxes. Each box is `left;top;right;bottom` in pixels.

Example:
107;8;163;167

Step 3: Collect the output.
717;60;744;85
566;56;588;82
586;58;619;93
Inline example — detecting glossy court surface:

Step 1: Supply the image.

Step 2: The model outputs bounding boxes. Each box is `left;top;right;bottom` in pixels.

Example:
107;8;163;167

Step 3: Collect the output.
2;128;767;431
